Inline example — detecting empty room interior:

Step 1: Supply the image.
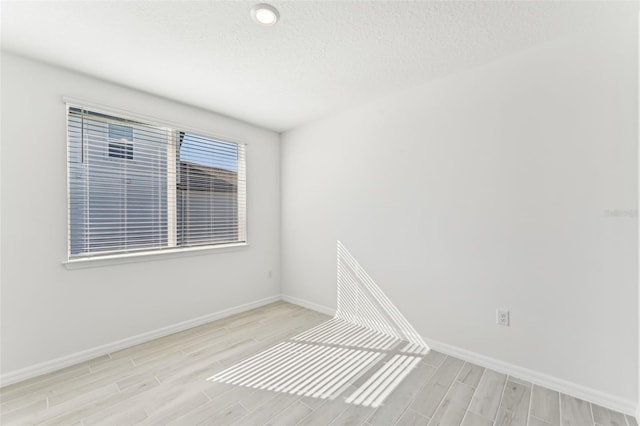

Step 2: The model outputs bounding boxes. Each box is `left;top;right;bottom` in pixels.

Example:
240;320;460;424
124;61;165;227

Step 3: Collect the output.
0;1;639;425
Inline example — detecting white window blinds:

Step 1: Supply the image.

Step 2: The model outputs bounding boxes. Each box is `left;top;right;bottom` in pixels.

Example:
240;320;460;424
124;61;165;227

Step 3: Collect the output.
67;105;246;258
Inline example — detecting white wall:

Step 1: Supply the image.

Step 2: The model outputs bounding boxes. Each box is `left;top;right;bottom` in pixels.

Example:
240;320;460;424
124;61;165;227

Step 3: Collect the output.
282;13;638;406
0;53;281;375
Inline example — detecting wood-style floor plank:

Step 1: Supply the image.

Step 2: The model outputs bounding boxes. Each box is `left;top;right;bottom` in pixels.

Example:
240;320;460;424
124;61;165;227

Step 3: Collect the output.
9;383;120;425
39;375;159;425
560;394;595;426
168;398;248;426
137;389;209;425
421;351;446;368
0;398;47;425
460;410;493;426
591;404;627;426
264;400;312;426
0;365;92;406
409;357;464;418
297;392;352;425
493;380;531;426
427;381;475;426
591;403;627;426
0;362;93;399
530;385;560;426
366;362;434;426
235;391;298;425
456;363;484;388
529;415;555;426
466;369;507;422
395;408;430;426
330;403;375;426
92;406;148;425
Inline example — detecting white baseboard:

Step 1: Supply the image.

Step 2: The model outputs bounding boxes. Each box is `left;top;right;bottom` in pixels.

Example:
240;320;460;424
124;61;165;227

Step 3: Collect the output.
0;295;281;388
281;294;638;418
281;294;336;316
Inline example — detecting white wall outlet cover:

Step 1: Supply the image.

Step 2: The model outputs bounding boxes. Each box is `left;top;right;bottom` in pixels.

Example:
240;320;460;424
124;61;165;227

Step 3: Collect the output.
496;309;510;326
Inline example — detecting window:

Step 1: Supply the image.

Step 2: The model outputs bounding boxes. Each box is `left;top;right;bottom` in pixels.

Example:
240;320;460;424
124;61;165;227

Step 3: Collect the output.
108;124;133;160
67;105;246;259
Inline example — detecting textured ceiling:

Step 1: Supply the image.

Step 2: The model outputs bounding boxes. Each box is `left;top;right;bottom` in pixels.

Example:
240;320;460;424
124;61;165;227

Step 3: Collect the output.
1;1;636;132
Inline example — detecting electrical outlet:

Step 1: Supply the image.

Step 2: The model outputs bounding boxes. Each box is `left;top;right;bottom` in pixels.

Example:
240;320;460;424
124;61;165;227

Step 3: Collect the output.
496;309;510;326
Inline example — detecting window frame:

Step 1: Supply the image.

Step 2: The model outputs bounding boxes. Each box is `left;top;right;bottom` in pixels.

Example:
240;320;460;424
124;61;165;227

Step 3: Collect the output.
63;97;248;268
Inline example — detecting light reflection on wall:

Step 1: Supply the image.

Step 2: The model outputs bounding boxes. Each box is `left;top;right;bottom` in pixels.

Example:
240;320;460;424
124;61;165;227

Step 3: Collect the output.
336;241;429;353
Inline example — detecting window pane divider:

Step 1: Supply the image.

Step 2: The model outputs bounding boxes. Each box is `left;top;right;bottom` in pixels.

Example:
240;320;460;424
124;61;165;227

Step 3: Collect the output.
167;131;177;248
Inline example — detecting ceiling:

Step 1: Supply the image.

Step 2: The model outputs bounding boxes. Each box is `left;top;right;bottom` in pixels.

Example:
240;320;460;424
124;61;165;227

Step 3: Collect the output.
1;1;636;132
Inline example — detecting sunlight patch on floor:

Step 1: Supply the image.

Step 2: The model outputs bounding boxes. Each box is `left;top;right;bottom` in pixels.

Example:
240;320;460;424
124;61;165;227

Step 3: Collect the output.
207;241;429;408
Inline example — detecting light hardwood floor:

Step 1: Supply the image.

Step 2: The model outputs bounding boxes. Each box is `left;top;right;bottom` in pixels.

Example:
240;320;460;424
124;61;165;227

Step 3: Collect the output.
0;302;635;426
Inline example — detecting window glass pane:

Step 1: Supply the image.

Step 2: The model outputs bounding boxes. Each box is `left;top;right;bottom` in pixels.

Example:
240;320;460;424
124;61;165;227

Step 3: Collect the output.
176;132;239;246
108;124;134;159
68;108;168;256
108;123;133;141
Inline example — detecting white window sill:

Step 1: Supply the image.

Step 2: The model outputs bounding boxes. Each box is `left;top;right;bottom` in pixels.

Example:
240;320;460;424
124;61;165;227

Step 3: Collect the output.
62;242;249;269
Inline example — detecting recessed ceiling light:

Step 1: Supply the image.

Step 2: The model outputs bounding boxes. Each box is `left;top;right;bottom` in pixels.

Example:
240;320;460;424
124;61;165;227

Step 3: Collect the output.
251;3;279;27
